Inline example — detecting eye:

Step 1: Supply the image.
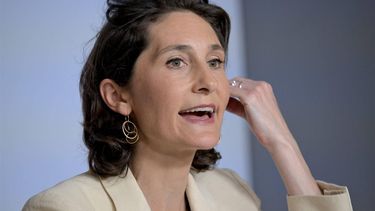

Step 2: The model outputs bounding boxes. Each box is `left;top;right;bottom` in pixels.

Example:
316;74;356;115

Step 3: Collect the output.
208;58;224;69
166;58;187;69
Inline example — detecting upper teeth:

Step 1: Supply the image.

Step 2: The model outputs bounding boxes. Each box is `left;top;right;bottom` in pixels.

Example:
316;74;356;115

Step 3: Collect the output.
183;107;214;113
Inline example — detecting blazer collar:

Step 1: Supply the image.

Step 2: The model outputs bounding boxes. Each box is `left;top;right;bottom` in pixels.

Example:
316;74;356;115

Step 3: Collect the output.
99;170;151;211
99;169;211;211
186;173;211;210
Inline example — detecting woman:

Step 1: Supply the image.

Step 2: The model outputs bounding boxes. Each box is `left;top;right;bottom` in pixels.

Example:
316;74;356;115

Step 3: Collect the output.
23;0;352;210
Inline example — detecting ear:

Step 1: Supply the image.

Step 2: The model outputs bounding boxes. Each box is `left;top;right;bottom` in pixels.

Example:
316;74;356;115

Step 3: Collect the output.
99;79;132;116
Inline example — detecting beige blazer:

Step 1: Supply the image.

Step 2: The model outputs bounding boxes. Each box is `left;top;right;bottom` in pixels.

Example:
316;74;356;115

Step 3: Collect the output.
23;168;352;211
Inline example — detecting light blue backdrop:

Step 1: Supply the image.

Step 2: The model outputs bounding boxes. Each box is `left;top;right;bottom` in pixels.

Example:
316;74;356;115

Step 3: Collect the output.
0;1;252;210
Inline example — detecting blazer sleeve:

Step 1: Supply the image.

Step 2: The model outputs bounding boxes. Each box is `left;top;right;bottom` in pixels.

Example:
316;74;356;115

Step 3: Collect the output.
287;180;353;211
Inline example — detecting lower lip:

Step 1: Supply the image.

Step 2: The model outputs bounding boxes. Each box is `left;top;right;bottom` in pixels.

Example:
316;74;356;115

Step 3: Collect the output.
179;114;215;124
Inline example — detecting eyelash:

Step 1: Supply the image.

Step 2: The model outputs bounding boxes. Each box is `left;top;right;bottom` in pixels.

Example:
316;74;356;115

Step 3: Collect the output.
165;58;225;70
166;57;186;69
207;58;225;69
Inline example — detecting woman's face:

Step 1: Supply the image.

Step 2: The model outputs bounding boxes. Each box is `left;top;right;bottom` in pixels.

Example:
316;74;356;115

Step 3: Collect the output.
127;11;229;154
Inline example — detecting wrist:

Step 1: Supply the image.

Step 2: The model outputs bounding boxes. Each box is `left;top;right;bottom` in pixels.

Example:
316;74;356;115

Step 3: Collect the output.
261;131;296;155
268;139;321;196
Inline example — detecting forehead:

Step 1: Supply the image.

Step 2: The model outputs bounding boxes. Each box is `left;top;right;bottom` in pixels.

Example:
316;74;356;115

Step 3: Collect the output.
146;11;221;50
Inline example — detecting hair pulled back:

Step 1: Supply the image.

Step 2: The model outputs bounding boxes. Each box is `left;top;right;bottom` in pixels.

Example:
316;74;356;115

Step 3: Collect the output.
80;0;231;177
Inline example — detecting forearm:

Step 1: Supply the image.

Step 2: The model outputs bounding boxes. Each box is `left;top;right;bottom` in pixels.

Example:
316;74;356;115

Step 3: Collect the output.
227;78;322;196
266;134;322;196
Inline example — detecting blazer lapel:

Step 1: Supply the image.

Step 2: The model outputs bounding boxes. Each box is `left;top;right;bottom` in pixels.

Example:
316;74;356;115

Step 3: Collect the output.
99;170;151;211
186;173;212;211
99;170;211;211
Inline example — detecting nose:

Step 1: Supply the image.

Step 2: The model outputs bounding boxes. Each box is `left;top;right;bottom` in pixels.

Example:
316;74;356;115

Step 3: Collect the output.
192;64;218;95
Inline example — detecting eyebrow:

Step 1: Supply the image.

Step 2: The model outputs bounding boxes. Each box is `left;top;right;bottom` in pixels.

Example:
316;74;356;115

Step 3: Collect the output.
157;44;224;56
210;44;224;52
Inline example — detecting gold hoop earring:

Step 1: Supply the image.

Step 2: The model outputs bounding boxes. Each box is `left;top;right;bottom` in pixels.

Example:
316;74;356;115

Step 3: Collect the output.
122;116;139;144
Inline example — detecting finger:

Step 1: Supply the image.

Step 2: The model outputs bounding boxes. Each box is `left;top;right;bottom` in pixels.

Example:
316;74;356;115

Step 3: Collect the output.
228;77;256;101
226;97;246;118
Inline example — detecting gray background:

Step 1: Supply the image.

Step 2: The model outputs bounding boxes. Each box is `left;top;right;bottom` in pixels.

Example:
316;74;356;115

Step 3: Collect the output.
242;0;375;210
1;0;374;210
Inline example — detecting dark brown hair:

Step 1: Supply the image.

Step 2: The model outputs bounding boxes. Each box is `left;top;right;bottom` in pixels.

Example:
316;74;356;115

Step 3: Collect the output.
80;0;231;177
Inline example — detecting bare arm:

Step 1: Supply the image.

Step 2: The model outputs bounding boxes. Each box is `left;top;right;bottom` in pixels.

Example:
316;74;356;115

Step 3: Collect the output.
227;77;321;196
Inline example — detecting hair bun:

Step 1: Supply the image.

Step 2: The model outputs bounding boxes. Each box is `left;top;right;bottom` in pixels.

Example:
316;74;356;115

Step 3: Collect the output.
107;0;127;6
108;0;208;7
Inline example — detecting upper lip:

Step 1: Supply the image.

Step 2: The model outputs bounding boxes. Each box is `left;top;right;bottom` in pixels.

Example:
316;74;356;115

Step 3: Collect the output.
178;104;216;114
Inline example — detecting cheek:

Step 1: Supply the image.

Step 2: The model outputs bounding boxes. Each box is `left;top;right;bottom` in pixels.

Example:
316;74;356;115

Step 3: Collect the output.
217;75;230;105
131;85;183;141
131;80;181;121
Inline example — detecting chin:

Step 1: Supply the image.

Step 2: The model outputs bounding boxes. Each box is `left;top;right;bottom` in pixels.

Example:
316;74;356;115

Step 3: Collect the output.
190;135;220;150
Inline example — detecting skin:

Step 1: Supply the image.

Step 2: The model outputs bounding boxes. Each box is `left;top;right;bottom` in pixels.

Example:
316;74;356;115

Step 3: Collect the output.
227;78;321;195
100;10;321;211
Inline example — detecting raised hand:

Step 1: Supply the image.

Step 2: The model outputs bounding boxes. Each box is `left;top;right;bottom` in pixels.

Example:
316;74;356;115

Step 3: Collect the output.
227;77;292;152
226;77;322;196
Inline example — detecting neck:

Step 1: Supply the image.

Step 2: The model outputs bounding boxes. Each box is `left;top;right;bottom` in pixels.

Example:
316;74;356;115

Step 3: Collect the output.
130;141;195;211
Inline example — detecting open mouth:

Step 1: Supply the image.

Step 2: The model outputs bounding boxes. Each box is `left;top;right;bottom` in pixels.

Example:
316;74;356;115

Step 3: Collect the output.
178;105;215;120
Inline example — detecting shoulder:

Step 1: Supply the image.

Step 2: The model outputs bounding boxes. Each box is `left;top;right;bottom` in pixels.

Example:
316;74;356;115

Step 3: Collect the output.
192;168;261;210
22;172;112;211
